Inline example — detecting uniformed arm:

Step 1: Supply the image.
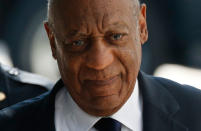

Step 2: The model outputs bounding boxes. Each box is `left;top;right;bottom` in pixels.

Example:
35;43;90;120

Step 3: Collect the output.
0;63;54;109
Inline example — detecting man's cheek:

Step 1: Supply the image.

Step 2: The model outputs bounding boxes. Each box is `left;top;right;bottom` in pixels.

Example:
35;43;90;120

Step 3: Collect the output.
119;48;137;64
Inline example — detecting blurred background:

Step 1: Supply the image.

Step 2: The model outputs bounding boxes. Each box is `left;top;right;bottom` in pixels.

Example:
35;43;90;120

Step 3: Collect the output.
0;0;201;87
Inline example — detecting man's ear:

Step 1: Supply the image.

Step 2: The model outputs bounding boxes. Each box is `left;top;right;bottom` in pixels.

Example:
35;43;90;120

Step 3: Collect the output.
139;4;148;45
44;21;57;59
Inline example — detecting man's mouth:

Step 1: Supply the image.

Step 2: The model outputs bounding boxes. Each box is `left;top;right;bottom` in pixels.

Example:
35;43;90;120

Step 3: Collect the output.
83;75;119;87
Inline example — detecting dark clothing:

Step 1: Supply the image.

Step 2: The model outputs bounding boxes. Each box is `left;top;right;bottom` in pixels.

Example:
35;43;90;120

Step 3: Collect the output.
0;63;54;109
0;71;201;131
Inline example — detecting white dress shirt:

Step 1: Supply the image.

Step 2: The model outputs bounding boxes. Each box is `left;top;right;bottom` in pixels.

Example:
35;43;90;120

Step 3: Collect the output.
55;80;143;131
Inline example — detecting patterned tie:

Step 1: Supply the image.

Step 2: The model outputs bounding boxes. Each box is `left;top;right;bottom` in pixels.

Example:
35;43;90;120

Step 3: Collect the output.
94;118;122;131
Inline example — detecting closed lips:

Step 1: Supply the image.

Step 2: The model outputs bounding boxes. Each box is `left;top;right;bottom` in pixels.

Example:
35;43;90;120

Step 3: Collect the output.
83;75;120;86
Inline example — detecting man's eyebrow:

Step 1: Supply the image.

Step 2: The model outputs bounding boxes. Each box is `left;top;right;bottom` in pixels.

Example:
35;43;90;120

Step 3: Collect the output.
105;22;129;30
67;30;88;37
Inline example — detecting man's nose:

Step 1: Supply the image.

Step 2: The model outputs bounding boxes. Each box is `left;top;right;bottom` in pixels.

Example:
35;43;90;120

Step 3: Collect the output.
85;39;114;70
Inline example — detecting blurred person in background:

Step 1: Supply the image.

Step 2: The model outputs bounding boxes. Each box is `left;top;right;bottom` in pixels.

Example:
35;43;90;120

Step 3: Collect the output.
0;40;53;109
0;0;201;131
0;62;53;109
0;0;60;81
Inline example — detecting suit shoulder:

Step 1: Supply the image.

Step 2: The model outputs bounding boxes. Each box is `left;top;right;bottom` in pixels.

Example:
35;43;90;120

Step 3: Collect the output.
140;72;201;130
152;75;201;98
150;75;201;113
0;92;48;115
0;93;49;129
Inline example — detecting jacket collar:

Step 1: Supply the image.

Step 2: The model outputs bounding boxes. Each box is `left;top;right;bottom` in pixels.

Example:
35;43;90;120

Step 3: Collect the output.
138;71;188;131
35;79;64;131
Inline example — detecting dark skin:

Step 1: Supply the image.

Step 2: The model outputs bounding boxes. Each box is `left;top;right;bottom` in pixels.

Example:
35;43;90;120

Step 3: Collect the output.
45;0;148;116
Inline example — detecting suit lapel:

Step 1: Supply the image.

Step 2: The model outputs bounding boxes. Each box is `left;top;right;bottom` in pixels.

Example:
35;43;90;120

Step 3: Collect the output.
35;79;64;131
138;71;188;131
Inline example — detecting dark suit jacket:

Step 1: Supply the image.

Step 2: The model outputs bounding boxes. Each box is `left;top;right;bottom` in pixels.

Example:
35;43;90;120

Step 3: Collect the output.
0;71;201;131
0;63;54;109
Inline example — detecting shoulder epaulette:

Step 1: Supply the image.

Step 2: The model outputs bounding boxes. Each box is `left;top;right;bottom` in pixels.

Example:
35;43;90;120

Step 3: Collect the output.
0;63;54;90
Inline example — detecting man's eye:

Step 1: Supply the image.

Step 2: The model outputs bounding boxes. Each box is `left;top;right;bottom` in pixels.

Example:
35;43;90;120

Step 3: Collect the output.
111;34;123;40
72;40;85;46
65;39;87;52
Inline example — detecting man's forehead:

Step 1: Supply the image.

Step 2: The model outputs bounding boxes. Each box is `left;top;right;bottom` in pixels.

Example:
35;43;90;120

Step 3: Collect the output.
48;0;139;17
65;22;129;36
48;0;140;33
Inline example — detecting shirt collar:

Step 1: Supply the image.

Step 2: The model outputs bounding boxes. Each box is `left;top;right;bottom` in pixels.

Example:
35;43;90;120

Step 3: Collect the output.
55;87;100;131
111;79;143;131
55;79;142;131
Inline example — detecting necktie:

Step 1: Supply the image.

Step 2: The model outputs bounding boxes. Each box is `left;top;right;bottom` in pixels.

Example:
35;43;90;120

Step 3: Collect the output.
94;118;121;131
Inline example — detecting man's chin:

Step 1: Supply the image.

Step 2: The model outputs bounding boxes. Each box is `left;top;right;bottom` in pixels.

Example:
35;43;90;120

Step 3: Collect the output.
83;95;124;116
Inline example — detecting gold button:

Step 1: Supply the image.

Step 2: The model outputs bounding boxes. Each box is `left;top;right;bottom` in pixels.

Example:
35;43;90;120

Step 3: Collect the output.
0;92;6;101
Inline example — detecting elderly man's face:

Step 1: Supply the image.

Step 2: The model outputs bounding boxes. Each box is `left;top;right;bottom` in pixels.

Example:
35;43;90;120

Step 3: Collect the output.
45;0;147;116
